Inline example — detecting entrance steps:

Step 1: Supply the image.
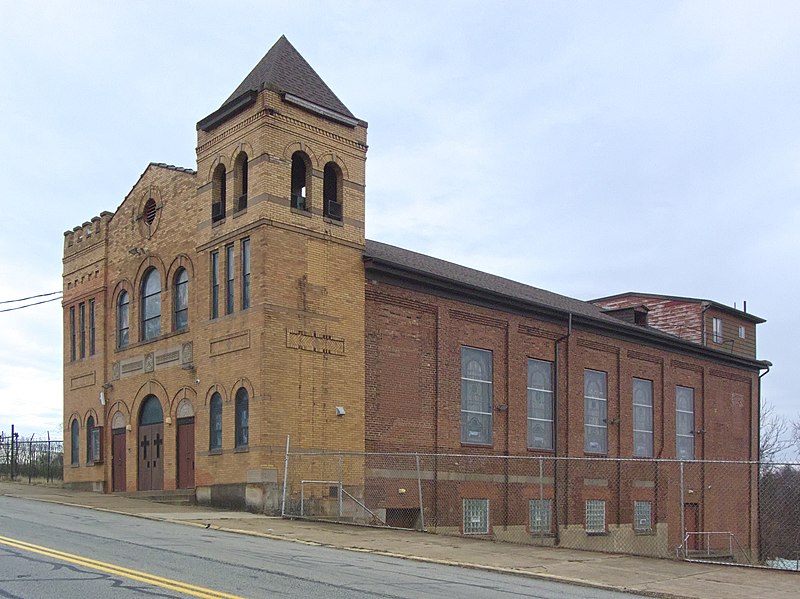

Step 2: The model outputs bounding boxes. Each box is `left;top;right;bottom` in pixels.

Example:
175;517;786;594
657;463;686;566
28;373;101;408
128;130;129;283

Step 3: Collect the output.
117;489;196;506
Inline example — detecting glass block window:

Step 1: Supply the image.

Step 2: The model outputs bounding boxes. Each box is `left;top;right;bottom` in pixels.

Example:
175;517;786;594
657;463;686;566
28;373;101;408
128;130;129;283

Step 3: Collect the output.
676;386;695;459
529;499;552;533
463;498;489;535
584;370;608;454
527;359;554;450
461;347;493;445
634;501;652;532
585;499;606;533
633;378;653;458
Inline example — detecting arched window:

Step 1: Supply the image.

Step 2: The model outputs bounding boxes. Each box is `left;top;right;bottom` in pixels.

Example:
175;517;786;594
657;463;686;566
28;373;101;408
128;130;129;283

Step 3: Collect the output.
174;268;188;331
323;161;342;221
117;291;129;349
234;153;248;212
212;164;227;223
140;395;164;425
235;388;249;448
209;392;222;450
86;415;95;463
141;268;161;341
70;419;80;465
291;152;309;211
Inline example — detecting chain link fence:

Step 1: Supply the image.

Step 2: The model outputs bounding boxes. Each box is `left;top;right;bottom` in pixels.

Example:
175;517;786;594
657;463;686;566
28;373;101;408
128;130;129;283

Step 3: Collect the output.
282;450;800;570
0;430;63;483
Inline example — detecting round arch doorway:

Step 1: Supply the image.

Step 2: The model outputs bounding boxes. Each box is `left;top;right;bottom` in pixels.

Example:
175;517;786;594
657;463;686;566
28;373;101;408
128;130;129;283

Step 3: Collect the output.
138;395;164;491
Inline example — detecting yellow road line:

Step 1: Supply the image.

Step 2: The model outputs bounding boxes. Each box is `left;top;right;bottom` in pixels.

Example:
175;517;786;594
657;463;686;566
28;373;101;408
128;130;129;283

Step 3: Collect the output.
0;535;250;599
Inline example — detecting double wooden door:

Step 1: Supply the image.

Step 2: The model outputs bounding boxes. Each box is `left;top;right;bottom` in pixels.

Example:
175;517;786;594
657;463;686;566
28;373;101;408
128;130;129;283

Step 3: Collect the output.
137;423;164;491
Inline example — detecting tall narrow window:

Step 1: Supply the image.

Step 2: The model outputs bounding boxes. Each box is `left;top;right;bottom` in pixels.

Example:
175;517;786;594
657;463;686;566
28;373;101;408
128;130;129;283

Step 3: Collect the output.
712;317;723;343
225;244;234;315
291;152;309;211
461;346;493;445
141;268;161;341
234;153;248;212
88;299;95;356
70;419;79;465
86;415;95;463
323;162;342;220
78;302;86;359
69;306;76;361
209;392;222;450
633;378;653;458
241;238;250;310
212;164;226;223
527;359;554;450
174;268;188;331
676;386;695;459
584;369;608;454
117;291;129;349
235;388;249;448
211;250;219;319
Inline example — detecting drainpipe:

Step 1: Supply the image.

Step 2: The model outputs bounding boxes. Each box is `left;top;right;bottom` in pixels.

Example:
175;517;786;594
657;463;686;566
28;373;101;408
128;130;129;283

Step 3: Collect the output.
552;313;572;545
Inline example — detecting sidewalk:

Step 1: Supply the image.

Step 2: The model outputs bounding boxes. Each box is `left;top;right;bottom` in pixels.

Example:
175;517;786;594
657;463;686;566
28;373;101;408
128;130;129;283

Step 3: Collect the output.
1;481;795;599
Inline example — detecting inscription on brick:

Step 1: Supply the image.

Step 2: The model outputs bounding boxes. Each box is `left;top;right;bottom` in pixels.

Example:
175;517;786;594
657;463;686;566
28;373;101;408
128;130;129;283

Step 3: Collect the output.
70;371;96;390
210;330;251;357
286;329;345;355
120;359;144;375
156;350;180;366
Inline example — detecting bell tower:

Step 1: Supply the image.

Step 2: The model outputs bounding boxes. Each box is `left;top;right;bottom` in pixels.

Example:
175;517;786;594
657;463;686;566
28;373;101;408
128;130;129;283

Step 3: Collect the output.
193;36;368;456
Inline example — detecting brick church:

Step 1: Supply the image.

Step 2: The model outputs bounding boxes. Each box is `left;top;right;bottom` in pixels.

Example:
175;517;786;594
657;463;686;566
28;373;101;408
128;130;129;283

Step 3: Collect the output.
63;37;769;556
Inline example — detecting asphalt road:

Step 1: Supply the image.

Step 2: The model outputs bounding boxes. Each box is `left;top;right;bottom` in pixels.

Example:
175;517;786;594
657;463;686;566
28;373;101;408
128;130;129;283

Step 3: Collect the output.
0;496;649;599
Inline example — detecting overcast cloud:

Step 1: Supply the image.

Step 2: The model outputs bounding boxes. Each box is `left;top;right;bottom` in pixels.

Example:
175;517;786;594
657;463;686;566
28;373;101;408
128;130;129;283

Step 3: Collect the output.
1;1;797;447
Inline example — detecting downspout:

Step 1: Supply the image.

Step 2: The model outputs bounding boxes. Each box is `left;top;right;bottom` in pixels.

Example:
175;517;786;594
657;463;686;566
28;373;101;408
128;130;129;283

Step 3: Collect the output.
552;313;572;545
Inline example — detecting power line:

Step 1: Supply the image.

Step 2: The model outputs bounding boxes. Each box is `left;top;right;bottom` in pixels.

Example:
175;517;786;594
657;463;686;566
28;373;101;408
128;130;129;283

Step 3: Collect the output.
0;296;63;313
0;290;62;305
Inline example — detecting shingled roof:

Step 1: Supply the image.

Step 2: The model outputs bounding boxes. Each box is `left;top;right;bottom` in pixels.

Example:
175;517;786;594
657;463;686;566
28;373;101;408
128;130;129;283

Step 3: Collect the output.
364;240;621;323
224;35;354;119
364;240;770;369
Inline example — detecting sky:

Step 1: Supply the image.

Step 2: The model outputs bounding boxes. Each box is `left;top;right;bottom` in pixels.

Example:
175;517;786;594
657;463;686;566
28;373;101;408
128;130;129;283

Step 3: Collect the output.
1;1;798;450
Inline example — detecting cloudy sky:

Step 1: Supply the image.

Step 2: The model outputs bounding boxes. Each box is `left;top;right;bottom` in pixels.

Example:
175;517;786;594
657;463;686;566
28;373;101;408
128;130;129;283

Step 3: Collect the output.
1;1;798;448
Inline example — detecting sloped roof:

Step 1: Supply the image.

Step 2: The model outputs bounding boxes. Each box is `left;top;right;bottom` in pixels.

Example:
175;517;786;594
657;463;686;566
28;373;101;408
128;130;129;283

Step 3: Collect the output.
224;35;354;119
364;240;622;324
592;292;765;323
363;240;770;369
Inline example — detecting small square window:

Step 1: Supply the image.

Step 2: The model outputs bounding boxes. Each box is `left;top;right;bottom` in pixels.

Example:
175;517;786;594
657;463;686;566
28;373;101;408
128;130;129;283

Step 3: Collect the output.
585;500;606;534
530;499;551;534
634;501;652;532
463;499;489;535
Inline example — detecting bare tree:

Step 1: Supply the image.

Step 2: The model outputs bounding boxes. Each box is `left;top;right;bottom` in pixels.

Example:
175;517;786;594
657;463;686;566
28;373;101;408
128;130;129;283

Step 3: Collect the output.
760;399;791;465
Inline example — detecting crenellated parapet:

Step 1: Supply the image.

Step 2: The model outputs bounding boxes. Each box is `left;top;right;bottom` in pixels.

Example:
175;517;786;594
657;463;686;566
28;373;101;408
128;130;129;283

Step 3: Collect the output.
63;211;114;258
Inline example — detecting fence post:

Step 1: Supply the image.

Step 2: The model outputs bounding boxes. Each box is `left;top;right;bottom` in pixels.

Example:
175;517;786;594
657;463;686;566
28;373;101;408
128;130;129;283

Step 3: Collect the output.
538;457;544;543
679;460;685;557
28;437;33;484
415;453;425;531
281;435;290;517
338;454;344;520
47;433;51;483
10;424;15;480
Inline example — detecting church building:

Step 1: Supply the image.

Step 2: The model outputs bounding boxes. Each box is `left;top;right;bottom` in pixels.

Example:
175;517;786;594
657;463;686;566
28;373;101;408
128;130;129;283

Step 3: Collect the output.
63;37;768;557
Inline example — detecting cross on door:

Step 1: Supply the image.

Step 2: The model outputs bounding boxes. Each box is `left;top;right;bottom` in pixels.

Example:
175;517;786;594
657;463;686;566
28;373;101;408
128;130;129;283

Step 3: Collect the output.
140;435;149;459
153;434;162;459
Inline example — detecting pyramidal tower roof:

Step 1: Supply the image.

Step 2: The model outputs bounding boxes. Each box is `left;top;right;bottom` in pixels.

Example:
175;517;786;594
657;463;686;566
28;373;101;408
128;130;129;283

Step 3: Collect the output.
224;35;354;119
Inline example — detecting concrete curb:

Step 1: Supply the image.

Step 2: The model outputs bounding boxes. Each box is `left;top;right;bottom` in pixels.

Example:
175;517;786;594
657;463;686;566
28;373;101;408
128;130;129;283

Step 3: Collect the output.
4;492;687;599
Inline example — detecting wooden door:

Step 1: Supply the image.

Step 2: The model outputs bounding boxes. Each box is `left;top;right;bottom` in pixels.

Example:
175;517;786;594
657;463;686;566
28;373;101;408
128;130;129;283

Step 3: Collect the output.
137;423;164;491
684;503;699;550
176;417;195;489
112;428;126;492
